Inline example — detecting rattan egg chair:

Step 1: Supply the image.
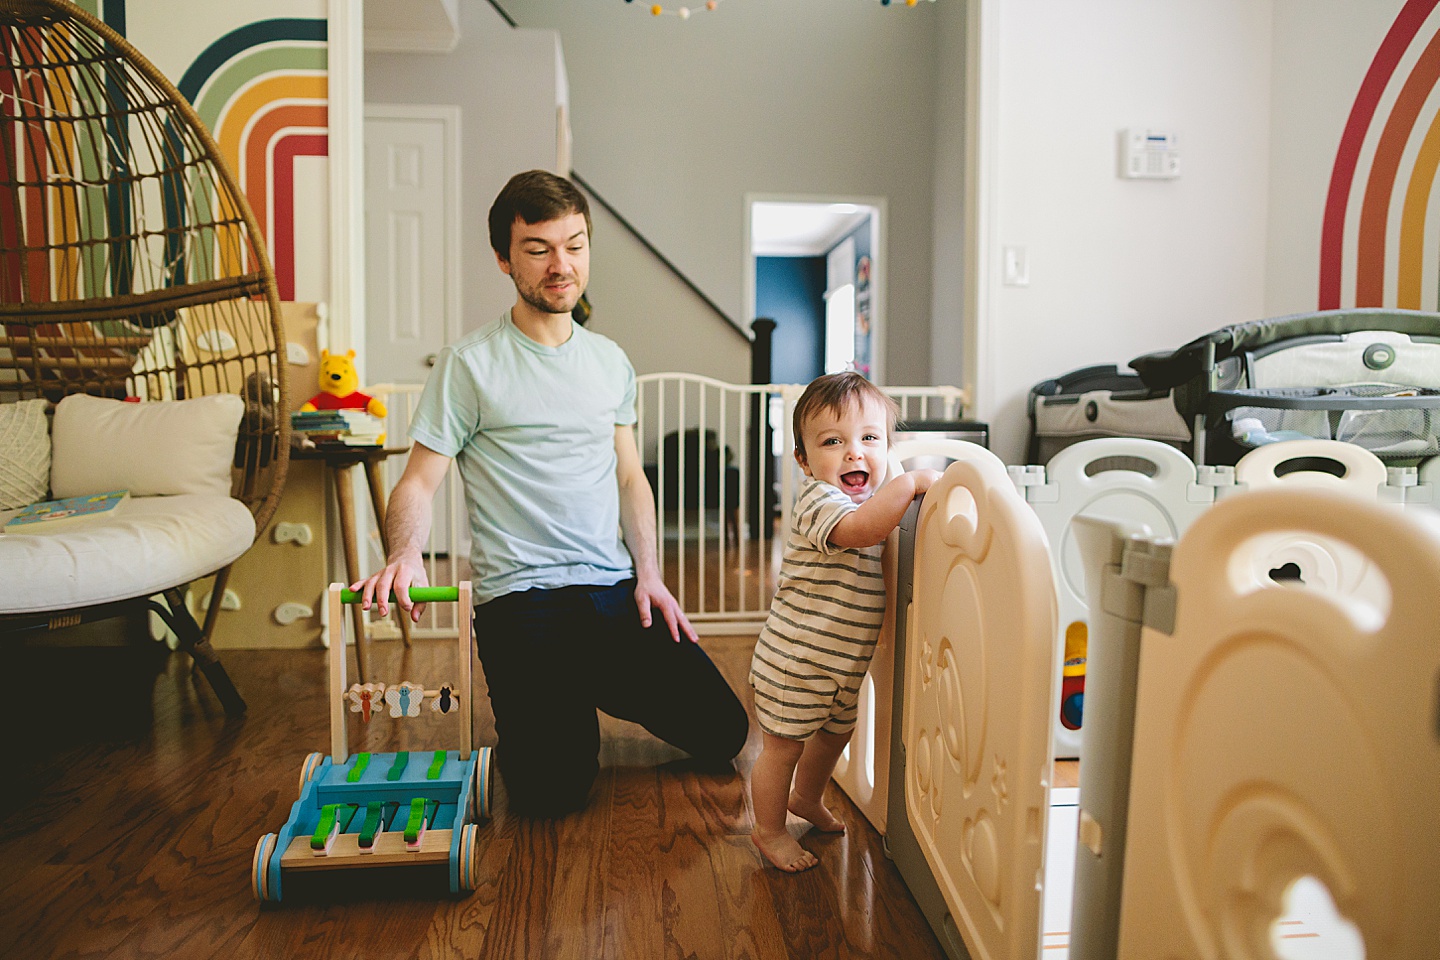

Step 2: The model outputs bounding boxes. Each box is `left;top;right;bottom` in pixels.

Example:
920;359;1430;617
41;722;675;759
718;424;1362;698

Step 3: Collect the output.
0;0;290;714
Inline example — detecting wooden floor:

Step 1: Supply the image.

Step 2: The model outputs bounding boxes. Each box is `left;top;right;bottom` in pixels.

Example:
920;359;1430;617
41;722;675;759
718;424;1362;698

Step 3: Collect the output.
2;631;957;960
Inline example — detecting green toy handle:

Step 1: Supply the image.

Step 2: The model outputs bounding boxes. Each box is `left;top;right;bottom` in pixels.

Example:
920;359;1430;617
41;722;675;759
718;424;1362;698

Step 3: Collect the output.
339;586;458;604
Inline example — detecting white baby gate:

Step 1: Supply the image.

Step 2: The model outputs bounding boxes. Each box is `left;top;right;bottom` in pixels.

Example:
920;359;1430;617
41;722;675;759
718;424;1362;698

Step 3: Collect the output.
365;375;966;636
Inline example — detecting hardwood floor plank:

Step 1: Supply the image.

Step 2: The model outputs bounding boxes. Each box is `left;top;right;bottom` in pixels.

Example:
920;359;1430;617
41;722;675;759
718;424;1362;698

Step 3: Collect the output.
3;864;99;960
831;786;947;958
763;857;860;960
478;812;560;959
541;769;614;960
703;836;794;960
417;837;513;960
602;761;665;960
655;771;737;960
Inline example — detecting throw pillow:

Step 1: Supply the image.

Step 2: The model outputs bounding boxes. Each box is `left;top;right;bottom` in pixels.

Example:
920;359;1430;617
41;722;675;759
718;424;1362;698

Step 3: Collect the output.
50;393;244;499
0;398;51;509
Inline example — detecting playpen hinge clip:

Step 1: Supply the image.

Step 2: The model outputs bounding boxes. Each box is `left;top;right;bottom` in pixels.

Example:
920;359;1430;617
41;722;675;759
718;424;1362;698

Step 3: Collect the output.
1119;540;1176;635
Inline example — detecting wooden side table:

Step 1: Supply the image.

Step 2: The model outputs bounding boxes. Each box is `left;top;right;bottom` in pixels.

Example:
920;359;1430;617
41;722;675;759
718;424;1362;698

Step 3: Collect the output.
291;443;411;681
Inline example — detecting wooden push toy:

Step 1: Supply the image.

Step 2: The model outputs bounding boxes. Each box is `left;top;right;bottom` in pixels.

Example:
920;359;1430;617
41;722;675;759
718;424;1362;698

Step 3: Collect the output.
251;583;493;901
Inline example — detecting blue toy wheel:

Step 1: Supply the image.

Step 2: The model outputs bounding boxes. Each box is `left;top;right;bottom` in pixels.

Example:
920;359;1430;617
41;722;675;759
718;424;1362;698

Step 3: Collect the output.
457;823;480;891
473;747;494;820
298;752;325;794
251;833;279;902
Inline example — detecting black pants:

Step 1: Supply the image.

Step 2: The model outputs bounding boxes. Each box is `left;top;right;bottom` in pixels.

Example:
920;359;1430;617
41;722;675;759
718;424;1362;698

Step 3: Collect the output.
475;580;749;817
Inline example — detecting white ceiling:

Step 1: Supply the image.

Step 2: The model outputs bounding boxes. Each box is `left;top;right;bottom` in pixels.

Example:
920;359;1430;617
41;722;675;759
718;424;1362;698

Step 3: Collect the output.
365;0;459;53
750;202;874;257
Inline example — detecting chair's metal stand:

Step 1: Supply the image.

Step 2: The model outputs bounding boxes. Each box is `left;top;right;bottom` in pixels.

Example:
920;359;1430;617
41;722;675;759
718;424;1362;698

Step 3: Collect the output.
147;583;247;716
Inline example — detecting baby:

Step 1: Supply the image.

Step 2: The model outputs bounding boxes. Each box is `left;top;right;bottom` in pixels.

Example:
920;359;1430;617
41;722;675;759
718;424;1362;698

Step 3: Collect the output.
748;371;940;872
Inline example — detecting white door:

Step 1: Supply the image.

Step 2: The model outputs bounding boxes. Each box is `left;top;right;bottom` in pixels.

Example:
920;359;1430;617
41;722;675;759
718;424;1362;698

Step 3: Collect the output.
364;106;460;387
1117;487;1440;959
905;450;1058;960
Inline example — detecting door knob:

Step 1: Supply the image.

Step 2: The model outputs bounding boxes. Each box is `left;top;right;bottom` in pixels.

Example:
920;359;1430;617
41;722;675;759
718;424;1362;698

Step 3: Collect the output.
425;353;437;367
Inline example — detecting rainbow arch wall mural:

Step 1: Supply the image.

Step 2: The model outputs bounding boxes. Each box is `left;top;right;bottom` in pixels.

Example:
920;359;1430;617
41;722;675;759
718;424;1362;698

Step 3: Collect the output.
177;18;328;302
1322;0;1440;310
3;1;328;304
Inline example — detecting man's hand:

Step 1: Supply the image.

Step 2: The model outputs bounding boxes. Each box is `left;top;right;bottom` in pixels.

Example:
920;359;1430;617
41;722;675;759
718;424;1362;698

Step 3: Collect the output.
634;574;698;644
349;550;431;623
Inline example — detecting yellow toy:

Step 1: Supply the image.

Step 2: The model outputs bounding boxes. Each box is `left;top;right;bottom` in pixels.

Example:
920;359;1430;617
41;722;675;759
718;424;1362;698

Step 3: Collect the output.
300;349;388;418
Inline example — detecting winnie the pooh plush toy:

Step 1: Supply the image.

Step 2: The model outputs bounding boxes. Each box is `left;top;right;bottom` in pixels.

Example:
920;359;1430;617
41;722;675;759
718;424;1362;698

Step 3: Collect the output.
301;349;388;418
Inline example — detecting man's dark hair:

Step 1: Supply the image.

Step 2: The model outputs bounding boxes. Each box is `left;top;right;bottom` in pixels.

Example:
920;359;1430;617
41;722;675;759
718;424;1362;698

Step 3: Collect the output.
488;170;592;259
792;371;899;460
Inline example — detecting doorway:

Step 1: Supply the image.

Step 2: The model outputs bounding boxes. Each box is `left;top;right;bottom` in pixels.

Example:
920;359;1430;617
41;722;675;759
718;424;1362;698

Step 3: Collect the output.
745;196;885;384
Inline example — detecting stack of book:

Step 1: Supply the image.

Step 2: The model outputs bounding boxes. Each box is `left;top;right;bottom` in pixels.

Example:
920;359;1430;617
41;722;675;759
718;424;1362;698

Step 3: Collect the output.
291;409;385;446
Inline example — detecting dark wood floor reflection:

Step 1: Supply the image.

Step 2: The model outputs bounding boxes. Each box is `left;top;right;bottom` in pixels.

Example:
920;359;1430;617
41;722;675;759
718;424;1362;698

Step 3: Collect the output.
2;633;952;960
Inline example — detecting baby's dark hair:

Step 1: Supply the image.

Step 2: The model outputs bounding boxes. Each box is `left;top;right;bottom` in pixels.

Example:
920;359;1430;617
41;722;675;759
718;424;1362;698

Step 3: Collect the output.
792;372;899;460
488;170;592;259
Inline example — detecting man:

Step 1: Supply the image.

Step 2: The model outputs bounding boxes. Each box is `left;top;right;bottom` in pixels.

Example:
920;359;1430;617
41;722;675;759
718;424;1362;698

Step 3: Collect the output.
352;170;749;817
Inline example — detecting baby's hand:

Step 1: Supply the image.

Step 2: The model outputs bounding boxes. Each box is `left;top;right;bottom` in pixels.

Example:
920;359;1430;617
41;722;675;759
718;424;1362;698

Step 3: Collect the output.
911;468;943;496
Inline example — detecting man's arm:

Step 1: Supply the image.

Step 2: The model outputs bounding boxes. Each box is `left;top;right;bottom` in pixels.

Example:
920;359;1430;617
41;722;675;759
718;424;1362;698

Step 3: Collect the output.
349;441;454;622
614;424;697;643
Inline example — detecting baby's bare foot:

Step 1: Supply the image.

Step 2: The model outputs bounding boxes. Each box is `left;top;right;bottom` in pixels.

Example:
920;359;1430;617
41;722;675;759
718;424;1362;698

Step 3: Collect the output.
752;829;819;872
788;792;845;833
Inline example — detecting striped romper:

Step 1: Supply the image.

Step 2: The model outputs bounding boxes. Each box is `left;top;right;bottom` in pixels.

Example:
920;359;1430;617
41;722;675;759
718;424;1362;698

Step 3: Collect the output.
749;477;886;740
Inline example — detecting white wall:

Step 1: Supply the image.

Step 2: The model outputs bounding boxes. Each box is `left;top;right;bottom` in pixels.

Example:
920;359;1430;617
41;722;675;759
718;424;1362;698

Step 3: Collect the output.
501;0;942;386
583;192;750;382
1266;1;1408;315
364;2;567;335
929;0;970;394
363;0;1414;458
978;0;1274;463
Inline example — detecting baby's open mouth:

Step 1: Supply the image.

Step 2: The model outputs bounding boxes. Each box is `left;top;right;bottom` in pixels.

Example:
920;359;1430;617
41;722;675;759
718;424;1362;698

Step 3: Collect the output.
840;471;869;492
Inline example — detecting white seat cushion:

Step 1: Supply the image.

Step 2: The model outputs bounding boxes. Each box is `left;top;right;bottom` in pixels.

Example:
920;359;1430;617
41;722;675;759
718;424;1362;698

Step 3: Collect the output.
0;494;255;615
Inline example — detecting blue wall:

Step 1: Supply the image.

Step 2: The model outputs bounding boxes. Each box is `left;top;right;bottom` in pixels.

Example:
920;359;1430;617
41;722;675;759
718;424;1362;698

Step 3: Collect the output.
756;256;826;384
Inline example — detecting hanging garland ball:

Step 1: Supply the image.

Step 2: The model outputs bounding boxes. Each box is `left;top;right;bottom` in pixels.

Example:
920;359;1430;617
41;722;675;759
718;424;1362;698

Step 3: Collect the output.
636;0;726;19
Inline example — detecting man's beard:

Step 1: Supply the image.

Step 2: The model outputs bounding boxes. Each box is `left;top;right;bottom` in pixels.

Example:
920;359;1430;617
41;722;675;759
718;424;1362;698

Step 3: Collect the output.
517;275;582;316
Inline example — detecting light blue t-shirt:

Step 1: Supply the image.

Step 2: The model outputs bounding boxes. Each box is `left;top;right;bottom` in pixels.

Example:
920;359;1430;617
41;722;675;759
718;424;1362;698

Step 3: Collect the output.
408;311;638;603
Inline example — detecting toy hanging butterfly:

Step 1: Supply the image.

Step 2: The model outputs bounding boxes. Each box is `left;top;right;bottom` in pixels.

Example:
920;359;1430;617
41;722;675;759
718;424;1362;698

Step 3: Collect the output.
385;681;425;718
347;682;386;722
430;683;459;714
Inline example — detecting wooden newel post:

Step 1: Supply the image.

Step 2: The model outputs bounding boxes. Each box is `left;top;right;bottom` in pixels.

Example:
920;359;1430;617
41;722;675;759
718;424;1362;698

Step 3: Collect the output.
748;318;777;539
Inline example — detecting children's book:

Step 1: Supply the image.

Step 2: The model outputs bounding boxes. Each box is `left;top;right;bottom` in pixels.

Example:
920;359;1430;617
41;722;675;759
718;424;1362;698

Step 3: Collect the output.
3;490;130;531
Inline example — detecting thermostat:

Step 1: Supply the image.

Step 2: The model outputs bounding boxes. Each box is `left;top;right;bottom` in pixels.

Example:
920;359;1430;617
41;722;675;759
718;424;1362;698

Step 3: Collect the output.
1121;128;1180;179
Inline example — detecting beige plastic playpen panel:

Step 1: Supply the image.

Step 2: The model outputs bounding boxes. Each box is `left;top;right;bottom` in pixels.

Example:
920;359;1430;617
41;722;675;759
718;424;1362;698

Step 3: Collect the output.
831;438;996;834
1116;487;1440;960
903;454;1058;960
1230;439;1391;602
